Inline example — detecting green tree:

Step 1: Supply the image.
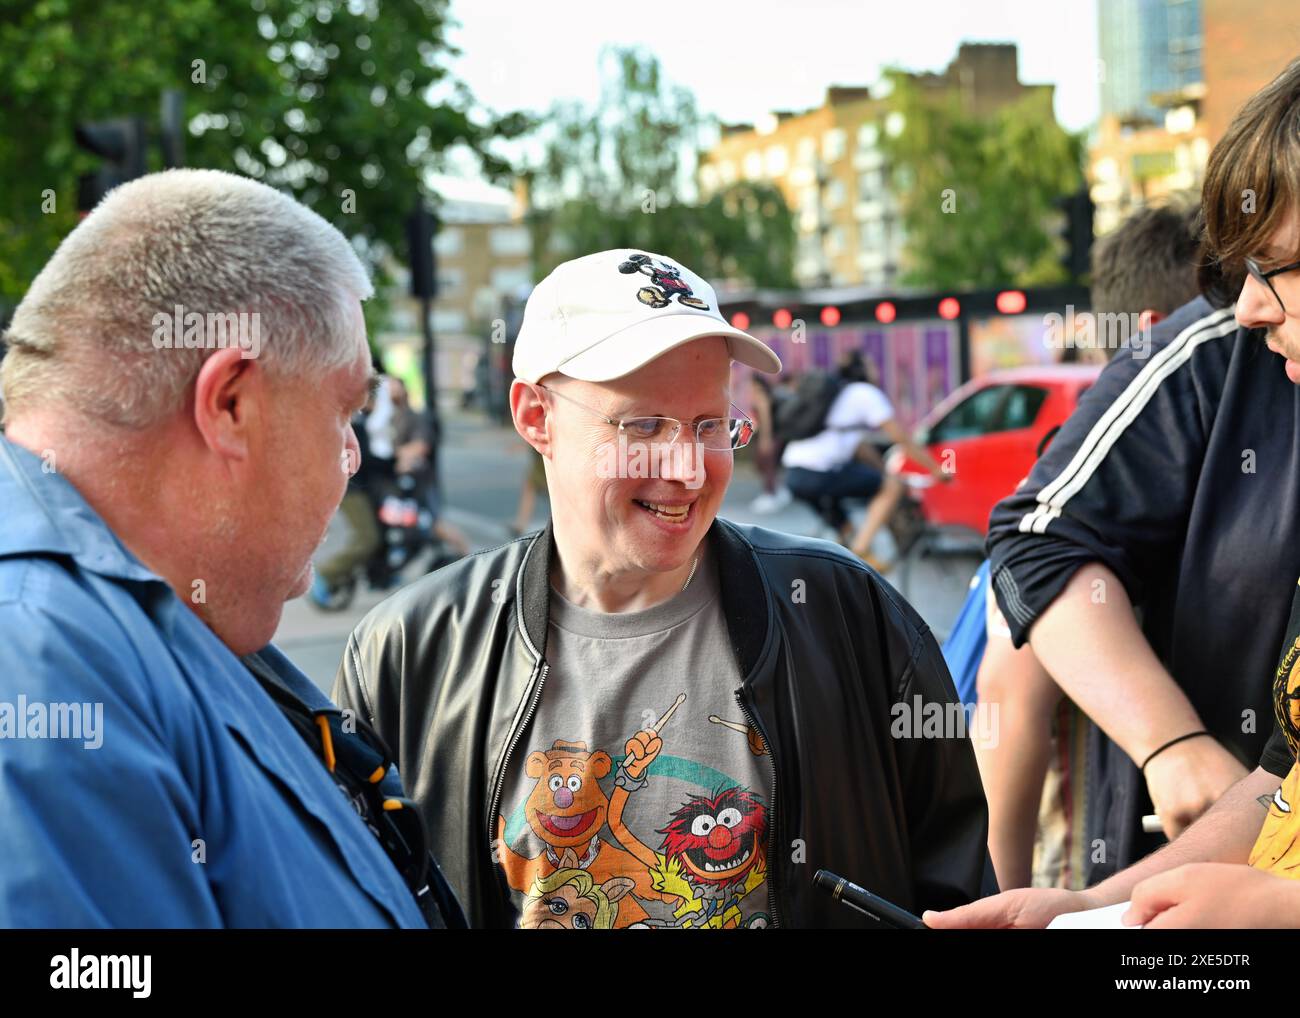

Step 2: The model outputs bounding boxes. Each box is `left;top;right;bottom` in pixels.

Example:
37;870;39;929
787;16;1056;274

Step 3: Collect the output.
878;72;1085;290
0;0;531;320
527;47;795;288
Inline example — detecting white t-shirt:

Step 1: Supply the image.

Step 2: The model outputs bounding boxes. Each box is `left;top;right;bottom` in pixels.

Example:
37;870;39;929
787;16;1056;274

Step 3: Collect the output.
780;382;894;472
366;380;396;459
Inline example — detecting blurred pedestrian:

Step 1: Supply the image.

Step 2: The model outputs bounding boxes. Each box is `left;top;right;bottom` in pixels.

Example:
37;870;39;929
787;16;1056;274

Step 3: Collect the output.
781;350;948;571
509;448;549;536
390;376;468;558
311;401;383;607
746;372;791;513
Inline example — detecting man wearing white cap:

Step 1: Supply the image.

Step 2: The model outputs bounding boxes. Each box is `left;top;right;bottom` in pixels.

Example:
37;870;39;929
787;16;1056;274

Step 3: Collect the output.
334;249;988;928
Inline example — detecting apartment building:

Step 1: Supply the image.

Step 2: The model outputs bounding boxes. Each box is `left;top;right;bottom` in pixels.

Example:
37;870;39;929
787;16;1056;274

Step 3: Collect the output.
698;43;1053;288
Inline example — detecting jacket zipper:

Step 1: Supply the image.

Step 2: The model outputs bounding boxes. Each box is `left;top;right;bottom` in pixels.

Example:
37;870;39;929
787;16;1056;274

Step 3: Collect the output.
735;687;782;928
486;660;549;888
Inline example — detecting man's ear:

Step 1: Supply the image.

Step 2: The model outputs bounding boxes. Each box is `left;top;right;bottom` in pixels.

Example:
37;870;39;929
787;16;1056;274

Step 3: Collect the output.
193;347;264;460
510;378;552;457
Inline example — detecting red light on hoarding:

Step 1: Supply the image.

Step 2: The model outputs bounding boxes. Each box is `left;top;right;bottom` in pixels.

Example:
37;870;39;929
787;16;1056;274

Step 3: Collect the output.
731;311;751;330
995;290;1027;314
938;297;961;320
820;305;841;327
773;308;793;329
875;301;897;324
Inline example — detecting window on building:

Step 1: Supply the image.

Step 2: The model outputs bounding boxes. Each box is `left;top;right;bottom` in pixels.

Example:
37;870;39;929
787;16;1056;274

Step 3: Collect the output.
764;144;788;177
434;227;462;257
490;266;532;293
825;178;846;210
489;226;529;257
437;267;463;297
822;128;846;163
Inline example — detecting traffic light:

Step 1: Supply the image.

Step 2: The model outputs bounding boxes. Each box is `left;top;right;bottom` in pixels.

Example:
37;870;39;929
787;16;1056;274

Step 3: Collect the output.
75;117;148;213
159;89;186;169
406;205;439;300
1056;188;1095;283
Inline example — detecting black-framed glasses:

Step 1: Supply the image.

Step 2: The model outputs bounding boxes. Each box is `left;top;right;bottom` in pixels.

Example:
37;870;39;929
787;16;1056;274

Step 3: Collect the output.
538;384;755;451
1244;256;1300;314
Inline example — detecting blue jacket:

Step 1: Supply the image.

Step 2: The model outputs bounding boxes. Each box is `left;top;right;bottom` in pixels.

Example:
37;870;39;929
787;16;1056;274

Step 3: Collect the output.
0;435;428;928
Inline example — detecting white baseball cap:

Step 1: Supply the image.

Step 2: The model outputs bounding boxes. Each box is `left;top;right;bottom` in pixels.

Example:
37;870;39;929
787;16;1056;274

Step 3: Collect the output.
512;249;782;382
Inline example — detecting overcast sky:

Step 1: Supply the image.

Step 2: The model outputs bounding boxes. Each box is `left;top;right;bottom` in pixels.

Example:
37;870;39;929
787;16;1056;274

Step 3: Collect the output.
434;0;1101;203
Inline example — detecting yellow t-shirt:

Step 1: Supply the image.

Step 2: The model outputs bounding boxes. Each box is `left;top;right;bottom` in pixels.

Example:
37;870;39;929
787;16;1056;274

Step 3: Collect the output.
1249;586;1300;876
1249;763;1300;875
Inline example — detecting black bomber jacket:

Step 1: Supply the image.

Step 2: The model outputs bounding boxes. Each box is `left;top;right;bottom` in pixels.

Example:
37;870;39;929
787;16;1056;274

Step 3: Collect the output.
333;517;989;928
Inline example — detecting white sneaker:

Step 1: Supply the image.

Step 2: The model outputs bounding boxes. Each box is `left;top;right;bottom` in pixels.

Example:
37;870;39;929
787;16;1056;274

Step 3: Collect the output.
750;493;780;514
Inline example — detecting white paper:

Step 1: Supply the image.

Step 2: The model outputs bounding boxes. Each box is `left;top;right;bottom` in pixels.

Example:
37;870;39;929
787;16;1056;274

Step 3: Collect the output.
1047;901;1143;929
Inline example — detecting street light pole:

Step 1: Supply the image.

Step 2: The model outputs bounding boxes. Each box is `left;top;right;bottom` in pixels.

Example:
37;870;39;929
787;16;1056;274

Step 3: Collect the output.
406;204;441;498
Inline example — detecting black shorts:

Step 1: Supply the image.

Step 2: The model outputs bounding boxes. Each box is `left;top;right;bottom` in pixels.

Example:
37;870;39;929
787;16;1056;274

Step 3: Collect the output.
784;463;883;528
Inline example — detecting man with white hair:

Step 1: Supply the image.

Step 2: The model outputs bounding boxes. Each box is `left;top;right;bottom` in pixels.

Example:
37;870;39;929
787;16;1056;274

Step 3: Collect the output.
335;249;989;928
0;168;460;927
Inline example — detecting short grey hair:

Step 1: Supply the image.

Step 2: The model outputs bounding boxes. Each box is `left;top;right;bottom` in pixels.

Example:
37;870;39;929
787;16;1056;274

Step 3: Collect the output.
1;168;373;428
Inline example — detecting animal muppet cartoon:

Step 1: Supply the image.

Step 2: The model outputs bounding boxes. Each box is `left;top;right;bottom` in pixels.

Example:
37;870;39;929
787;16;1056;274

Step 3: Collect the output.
650;785;769;928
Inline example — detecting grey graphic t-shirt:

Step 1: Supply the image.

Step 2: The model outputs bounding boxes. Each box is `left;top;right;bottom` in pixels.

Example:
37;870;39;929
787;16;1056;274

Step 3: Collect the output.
496;540;773;929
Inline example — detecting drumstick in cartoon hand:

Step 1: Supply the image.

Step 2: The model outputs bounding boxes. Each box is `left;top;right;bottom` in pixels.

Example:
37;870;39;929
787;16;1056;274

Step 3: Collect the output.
709;714;767;756
621;693;685;778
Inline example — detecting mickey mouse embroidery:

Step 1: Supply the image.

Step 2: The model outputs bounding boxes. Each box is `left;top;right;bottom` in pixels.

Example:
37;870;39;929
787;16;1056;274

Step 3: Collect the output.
617;253;711;311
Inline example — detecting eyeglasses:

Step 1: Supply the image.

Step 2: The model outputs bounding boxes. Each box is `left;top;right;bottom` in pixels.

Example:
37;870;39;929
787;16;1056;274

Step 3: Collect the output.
1244;256;1300;314
538;384;755;452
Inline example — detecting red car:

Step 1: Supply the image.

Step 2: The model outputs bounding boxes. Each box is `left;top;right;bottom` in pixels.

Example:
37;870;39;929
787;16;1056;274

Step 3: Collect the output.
886;365;1103;536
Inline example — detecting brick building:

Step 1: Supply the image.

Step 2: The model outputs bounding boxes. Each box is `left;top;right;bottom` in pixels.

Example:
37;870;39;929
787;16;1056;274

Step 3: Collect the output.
697;43;1054;289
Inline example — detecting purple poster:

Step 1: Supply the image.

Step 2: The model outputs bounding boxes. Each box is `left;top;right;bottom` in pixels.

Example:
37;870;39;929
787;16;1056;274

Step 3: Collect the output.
924;327;957;413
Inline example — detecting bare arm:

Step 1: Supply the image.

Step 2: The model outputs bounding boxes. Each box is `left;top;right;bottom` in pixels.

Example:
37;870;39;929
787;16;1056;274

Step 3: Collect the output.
1027;561;1247;837
1088;764;1278;903
923;765;1279;928
879;418;946;479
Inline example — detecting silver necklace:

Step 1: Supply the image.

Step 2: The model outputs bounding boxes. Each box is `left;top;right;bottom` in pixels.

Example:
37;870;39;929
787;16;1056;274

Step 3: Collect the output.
681;553;701;592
